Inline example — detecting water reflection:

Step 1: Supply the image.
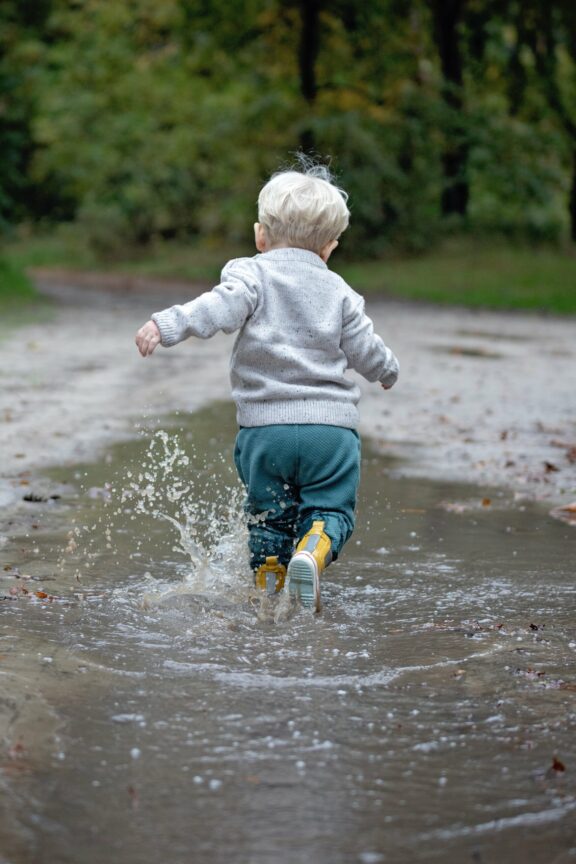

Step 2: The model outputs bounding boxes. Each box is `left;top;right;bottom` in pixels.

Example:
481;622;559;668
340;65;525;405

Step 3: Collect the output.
1;402;575;864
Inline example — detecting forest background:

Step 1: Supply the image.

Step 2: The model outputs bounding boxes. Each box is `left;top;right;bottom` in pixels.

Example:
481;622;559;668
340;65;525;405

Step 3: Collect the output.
1;0;576;312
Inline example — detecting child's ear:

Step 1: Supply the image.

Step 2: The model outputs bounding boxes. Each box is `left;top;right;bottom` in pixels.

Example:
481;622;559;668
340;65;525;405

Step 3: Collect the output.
319;239;338;262
254;223;268;252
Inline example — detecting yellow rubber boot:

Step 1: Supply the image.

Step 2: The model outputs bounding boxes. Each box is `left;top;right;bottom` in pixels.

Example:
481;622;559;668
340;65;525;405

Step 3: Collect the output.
287;520;332;612
255;556;287;594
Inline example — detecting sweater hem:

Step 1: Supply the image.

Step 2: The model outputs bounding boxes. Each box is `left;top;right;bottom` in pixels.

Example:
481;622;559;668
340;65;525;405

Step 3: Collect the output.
236;400;359;429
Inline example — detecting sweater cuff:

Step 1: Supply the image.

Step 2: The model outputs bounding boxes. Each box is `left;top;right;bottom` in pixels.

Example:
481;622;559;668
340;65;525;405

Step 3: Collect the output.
379;364;399;389
151;309;181;347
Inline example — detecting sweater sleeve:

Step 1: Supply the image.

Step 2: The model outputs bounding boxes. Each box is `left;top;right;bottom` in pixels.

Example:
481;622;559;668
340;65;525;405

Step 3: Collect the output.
151;259;259;347
340;295;400;387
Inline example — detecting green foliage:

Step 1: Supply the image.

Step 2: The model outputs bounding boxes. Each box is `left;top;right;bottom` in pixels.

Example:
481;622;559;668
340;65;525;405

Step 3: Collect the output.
0;0;575;253
31;0;283;254
467;108;568;241
0;0;52;230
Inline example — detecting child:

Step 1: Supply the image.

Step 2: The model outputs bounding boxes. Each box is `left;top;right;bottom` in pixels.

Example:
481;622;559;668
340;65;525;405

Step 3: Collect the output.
135;162;399;612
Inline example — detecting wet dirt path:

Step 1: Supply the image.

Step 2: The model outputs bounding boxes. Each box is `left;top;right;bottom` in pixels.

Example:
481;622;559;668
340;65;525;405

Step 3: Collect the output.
1;280;575;507
1;403;576;864
1;284;575;863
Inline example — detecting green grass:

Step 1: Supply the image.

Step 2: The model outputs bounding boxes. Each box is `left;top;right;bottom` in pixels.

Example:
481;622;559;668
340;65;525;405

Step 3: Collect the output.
336;241;576;314
5;228;237;283
5;230;576;314
0;256;52;327
0;257;38;298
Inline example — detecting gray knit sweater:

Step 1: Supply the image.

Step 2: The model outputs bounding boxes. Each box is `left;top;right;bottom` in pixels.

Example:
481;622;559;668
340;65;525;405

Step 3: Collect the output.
152;247;399;429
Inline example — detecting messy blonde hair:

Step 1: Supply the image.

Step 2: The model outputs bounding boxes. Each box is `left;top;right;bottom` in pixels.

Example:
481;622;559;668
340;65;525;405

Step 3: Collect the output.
257;159;350;254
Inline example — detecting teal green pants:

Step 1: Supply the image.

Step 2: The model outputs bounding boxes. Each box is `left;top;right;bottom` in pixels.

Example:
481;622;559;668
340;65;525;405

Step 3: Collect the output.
234;424;361;571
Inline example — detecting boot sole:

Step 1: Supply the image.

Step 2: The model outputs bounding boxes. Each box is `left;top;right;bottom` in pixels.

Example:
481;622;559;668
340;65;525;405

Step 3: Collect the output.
287;553;320;612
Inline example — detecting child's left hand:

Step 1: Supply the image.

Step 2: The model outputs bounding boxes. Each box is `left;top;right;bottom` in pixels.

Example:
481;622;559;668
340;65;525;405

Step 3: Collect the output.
135;320;161;357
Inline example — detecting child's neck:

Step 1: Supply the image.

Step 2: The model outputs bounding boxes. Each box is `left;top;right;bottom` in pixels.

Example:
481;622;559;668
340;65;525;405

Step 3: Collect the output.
259;241;336;264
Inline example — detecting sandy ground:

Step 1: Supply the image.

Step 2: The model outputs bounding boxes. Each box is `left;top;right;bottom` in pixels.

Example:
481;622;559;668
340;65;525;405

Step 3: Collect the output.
1;277;575;517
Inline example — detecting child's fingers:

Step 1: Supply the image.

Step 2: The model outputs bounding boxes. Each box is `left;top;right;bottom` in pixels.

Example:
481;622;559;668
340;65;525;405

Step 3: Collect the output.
145;336;160;356
140;336;158;357
135;331;149;356
135;322;161;357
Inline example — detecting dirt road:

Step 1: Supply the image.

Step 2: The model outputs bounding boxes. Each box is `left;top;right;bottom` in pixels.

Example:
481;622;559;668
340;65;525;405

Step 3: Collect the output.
1;278;575;516
1;277;575;858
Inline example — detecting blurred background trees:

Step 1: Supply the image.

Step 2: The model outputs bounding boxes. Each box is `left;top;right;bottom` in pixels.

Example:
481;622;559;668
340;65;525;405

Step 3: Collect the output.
1;0;575;257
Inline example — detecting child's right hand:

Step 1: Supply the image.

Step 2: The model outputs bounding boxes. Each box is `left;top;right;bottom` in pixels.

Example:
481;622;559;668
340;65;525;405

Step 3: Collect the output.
135;320;161;357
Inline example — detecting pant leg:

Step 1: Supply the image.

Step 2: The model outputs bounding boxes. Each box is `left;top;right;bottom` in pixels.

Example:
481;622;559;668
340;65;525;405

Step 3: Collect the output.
295;425;361;559
234;426;299;570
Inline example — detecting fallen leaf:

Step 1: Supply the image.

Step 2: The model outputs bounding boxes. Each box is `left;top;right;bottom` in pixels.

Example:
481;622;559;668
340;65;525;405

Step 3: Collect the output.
127;785;139;809
514;667;546;680
35;591;49;599
544;461;560;473
550;503;576;526
551;757;566;773
8;741;25;760
550;441;576;463
482;498;492;507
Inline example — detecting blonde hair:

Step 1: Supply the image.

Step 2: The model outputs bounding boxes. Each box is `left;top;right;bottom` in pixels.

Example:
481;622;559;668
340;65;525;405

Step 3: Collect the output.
257;162;350;253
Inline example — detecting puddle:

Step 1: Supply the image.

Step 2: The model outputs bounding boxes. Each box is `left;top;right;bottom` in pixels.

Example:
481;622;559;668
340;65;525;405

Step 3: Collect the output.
1;402;575;864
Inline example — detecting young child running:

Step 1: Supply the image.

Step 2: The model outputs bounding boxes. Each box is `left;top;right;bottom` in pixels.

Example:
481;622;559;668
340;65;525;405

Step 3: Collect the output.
135;161;399;612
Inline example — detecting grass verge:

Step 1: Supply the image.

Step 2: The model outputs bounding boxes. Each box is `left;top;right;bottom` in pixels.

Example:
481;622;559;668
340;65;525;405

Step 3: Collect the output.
0;257;52;327
336;242;576;314
5;232;576;314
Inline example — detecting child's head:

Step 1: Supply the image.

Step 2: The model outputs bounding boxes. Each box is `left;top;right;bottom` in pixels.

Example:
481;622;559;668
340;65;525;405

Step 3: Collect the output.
256;161;350;258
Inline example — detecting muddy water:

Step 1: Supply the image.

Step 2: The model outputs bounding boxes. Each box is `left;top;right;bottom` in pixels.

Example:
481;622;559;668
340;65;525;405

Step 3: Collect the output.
1;402;575;864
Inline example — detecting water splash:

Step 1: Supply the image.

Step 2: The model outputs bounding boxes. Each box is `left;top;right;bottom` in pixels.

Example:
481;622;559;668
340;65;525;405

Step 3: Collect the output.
60;428;252;604
123;430;252;597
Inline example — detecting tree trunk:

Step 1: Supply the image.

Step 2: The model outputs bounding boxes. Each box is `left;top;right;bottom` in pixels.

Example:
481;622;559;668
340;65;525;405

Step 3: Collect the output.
298;0;320;154
570;149;576;243
526;3;576;242
429;0;469;216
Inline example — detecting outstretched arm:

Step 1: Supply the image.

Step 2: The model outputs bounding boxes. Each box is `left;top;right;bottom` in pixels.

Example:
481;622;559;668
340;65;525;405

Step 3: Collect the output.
134;259;259;357
151;262;259;348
